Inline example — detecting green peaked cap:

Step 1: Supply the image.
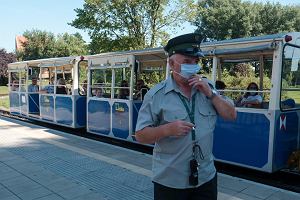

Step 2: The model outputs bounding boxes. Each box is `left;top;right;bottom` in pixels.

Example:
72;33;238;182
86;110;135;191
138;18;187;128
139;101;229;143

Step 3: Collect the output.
164;33;204;57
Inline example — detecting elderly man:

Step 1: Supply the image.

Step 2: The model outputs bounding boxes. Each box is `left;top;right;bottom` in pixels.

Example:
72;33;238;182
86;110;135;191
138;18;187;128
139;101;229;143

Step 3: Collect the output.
135;33;236;200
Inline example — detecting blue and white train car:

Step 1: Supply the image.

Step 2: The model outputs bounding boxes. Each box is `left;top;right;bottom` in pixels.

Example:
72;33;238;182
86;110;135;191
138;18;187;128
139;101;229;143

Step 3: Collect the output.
201;32;300;172
8;56;87;128
7;32;299;173
86;48;167;141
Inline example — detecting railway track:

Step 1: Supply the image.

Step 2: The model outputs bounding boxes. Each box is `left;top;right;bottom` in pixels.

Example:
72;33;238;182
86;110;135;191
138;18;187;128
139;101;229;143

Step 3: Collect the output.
1;109;299;194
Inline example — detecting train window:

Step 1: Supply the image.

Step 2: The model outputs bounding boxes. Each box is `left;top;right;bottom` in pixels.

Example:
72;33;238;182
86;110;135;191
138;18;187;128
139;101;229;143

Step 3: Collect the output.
19;71;27;92
114;67;131;99
10;72;19;92
281;44;300;110
217;55;272;109
28;67;40;93
78;60;88;96
138;64;166;89
55;65;73;95
40;68;55;94
90;69;112;98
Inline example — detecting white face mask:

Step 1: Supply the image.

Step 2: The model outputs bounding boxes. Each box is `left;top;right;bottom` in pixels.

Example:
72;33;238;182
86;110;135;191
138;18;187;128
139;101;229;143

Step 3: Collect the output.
172;61;201;79
250;92;256;96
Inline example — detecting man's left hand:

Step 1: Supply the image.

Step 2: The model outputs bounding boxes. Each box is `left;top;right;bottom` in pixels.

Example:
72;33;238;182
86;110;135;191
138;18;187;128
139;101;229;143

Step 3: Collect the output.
188;75;212;97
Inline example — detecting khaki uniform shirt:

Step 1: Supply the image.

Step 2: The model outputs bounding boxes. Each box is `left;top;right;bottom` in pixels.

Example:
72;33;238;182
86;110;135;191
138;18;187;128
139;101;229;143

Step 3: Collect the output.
136;76;217;189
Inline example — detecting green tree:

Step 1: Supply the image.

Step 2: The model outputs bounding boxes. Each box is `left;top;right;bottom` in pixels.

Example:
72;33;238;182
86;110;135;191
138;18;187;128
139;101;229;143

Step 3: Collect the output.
17;30;56;61
17;30;88;61
194;0;254;40
257;3;300;34
55;33;88;57
194;0;300;40
70;0;191;53
0;49;16;85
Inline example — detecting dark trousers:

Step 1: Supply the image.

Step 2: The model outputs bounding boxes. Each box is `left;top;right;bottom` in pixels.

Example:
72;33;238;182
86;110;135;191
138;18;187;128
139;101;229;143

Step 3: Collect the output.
154;174;217;200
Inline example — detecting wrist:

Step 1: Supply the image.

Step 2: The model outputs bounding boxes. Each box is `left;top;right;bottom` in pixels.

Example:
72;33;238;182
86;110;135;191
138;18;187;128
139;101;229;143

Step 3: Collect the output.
207;89;218;100
160;123;170;138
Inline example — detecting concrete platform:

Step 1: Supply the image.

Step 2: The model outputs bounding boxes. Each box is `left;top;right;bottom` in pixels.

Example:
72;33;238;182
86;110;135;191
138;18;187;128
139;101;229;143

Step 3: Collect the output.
0;116;299;200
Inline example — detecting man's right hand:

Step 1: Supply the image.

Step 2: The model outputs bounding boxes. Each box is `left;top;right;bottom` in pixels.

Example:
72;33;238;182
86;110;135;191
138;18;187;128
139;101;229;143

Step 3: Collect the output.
163;120;195;137
135;120;194;144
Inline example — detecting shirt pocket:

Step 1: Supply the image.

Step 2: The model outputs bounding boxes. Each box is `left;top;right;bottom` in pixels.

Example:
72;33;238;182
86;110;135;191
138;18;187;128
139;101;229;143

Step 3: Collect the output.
162;109;188;124
197;106;217;131
155;109;189;154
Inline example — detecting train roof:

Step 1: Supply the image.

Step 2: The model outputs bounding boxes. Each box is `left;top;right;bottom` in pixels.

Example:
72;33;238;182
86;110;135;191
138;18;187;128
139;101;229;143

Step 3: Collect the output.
200;32;300;57
8;56;78;69
8;32;300;69
88;47;167;68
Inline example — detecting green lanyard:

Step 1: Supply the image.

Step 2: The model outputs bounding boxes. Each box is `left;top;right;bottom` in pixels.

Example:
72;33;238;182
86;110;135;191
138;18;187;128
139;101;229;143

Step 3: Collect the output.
177;93;204;160
177;93;196;141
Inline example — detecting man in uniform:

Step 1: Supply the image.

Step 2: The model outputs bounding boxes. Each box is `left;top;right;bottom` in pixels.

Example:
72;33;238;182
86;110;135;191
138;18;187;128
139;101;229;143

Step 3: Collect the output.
135;33;236;200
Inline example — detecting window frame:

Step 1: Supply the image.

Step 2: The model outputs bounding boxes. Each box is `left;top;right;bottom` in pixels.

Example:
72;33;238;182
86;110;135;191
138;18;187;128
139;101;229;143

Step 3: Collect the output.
280;43;300;111
78;60;88;96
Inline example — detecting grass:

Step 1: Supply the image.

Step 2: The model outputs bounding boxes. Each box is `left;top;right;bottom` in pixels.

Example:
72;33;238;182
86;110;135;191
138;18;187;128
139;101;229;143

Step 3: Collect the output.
0;96;9;110
0;86;8;94
286;91;300;103
0;86;9;110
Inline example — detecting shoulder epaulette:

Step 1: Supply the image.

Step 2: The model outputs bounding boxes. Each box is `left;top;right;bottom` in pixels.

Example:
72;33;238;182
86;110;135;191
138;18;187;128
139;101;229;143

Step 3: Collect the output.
146;80;167;97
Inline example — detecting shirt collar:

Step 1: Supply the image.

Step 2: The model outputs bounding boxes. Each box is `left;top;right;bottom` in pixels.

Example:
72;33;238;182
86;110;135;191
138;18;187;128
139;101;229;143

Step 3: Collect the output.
164;75;178;94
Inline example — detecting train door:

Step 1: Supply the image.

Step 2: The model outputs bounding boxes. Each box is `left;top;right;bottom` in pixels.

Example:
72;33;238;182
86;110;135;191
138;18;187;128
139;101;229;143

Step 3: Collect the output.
76;59;88;127
273;42;300;170
27;66;40;116
87;55;135;140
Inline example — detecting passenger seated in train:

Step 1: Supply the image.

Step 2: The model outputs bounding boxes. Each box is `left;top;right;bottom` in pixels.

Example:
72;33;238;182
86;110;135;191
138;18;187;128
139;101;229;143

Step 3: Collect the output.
28;75;39;92
235;82;262;108
94;88;103;97
117;80;129;99
56;78;67;94
134;79;149;100
91;79;104;97
11;80;19;91
40;77;54;94
215;80;234;105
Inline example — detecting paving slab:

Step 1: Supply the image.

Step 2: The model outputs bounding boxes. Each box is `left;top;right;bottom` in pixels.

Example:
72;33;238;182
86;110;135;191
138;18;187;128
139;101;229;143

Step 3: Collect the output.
1;116;300;200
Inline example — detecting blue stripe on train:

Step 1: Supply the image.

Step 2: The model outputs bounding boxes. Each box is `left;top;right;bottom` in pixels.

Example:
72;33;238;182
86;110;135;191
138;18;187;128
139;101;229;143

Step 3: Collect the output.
76;97;86;127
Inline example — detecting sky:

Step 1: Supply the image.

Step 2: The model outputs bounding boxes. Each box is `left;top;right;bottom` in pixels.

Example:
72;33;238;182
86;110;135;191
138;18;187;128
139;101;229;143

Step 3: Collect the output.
0;0;299;53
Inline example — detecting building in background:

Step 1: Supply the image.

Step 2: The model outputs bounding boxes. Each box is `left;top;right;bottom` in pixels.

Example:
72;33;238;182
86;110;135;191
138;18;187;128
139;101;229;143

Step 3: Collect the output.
15;35;27;52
